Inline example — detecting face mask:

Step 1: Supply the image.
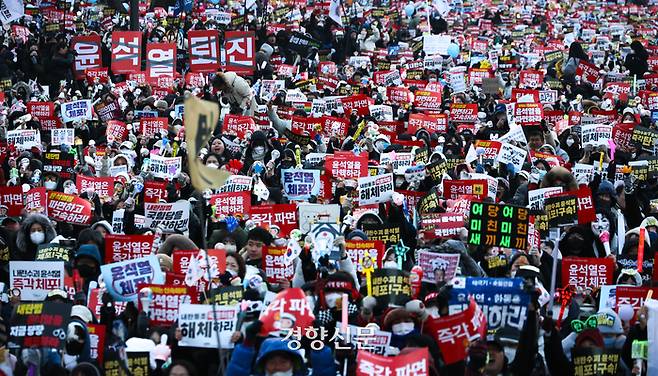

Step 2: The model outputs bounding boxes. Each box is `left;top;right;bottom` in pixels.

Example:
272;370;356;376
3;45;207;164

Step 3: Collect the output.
280;160;295;169
64;186;76;195
30;231;45;245
383;260;398;268
391;322;415;336
504;346;517;362
44;181;57;190
225;244;237;253
206;163;219;169
325;292;342;308
537;170;547;180
77;264;99;280
426;306;439;317
566;138;575;147
267;371;293;376
252;146;266;161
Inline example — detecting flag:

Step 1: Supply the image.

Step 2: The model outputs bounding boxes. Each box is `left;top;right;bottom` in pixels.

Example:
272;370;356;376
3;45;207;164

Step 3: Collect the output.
329;0;343;26
184;95;231;191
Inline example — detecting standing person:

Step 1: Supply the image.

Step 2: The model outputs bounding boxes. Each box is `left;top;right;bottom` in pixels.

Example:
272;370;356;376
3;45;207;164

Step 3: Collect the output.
624;40;649;78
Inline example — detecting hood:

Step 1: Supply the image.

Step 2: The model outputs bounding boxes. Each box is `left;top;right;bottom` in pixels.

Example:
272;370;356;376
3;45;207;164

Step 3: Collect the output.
17;213;57;251
255;338;304;375
157;234;198;256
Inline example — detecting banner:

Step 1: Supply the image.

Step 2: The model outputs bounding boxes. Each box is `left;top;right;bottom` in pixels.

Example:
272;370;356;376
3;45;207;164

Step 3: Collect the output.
416;250;460;283
47;191;92;225
631;126;658;149
0;185;23;217
327;153;368;179
136;284;198;327
407;113;448;134
362;224;401;245
562;257;615;290
420;213;465;238
371;269;411;306
178;304;239;348
8;302;71;349
188;30;220;72
111;31;142;73
223;114;258;139
582;124;613;147
424;297;487;364
345;240;384;273
70;35;101;80
60;99;92;122
340;94;371;116
263;246;294;283
413;90;442;111
208;286;244;305
146;43;176;82
144;200;190;233
449;103;478;122
27;101;54;118
223;31;256;72
356;348;429;376
358;173;394;206
443;179;488;200
209;191;251;218
148;155;182;180
184;96;231;191
281;169;321;200
513;103;543;126
100;255;165;302
76;175;115;198
104;234;155;264
572;347;620;376
468;202;529;250
140;117;168;139
258;288;315;336
544;195;578;227
7;129;41;150
251;203;298;237
35;244;71;262
10;261;65;301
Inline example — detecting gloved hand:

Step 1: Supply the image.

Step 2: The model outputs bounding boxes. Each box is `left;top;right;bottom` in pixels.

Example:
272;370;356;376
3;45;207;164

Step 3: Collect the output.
243;320;263;347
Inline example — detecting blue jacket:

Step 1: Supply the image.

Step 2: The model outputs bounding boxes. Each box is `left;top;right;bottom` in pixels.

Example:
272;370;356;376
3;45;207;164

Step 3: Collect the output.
226;338;337;376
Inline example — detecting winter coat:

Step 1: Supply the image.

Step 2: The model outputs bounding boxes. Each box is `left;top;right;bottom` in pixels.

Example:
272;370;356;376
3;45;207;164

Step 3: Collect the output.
220;72;254;109
226;337;337;376
15;213;57;261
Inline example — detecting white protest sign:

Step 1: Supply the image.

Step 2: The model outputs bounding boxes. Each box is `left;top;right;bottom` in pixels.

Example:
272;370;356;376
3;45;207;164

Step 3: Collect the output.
7;130;41;150
178;304;239;349
285;89;307;103
496;142;528;172
368;105;394;121
10;261;65;301
60;100;92;122
497;125;527;144
357;173;394;206
465;172;498;200
144;200;191;233
149;155;182;179
423;35;451;55
219;175;252;193
527;187;564;211
260;79;285;101
581;124;613;147
380;152;414;174
112;209;125;234
50;128;75;146
298;203;341;233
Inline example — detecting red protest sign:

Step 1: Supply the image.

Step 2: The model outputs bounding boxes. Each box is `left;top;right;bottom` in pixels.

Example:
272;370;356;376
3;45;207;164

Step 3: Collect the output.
188;30;220;73
263;246;294;283
291;116;323;137
321;116;350;138
249;203;298;237
104;234;155;264
576;60;601;84
468;68;492;86
71;35;102;80
185;72;206;88
224;31;256;73
144;180;168;203
25;187;47;215
87;324;106;364
326;153;368;179
40;117;62;131
413;90;442;111
340;94;371;116
561;257;614;290
0;186;24;217
136;284;198;327
140;117;168;139
519;69;544;89
407;113;448;134
513;103;544;126
424;297;487;364
88;288;126;321
387;87;412;104
511;88;540;103
76;175;115;198
209;191;251;218
223;114;258;139
27;101;54;118
258;288;315;335
46;191;93;225
357;348;430;376
554;186;596;224
612;122;635;150
449;103;478;123
615;286;658;320
443;179;488;200
85;67;109;84
106;120;128;142
345;240;385;273
146;43;176;83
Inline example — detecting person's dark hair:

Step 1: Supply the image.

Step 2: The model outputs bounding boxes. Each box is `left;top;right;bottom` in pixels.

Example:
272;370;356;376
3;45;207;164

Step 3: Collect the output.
166;360;198;376
568;42;588;61
203;152;223;164
77;228;103;249
630;40;649;59
226;251;247;279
